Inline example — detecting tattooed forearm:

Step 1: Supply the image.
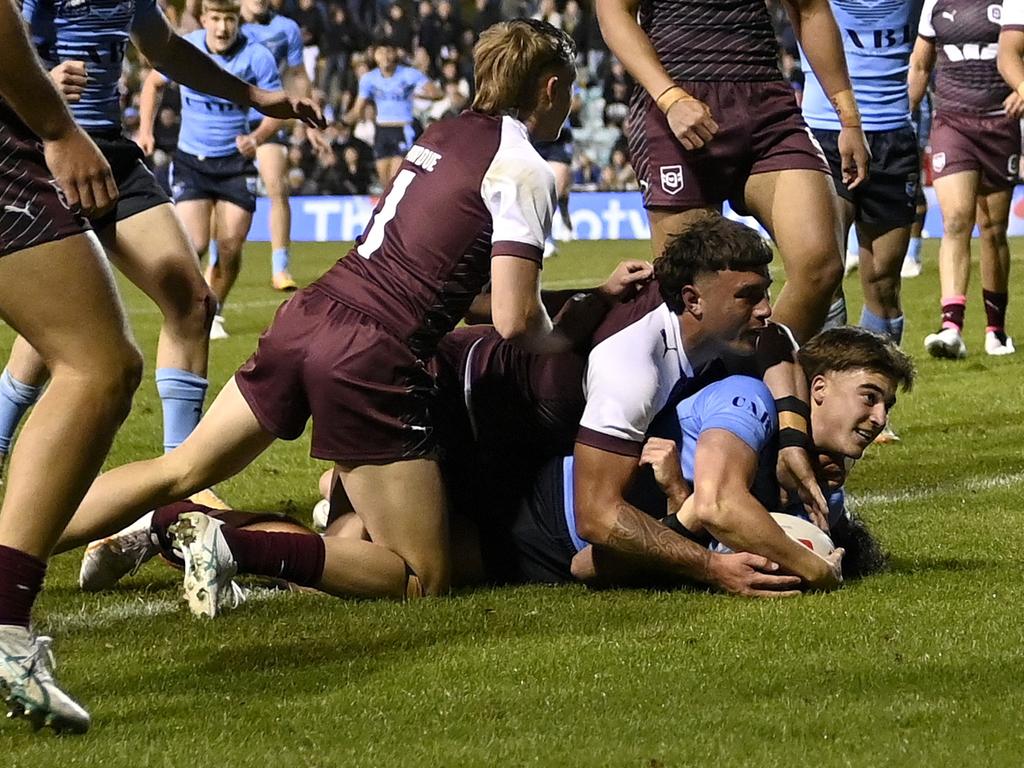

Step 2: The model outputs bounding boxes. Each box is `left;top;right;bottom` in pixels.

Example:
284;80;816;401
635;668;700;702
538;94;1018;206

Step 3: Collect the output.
605;501;711;583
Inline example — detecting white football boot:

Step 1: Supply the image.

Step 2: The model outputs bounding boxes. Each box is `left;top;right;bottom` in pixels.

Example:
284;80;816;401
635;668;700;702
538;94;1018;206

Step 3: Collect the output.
79;511;158;592
924;327;967;359
0;626;90;734
985;331;1016;356
311;498;331;533
900;255;922;278
168;512;239;618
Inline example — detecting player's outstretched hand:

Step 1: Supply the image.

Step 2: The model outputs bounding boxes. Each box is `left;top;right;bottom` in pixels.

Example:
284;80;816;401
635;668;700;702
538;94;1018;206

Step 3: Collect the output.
1004;91;1024;120
708;552;802;598
776;445;829;531
665;97;719;151
598;259;653;302
50;60;88;104
251;89;327;129
43;125;118;219
838;125;871;190
639;437;688;505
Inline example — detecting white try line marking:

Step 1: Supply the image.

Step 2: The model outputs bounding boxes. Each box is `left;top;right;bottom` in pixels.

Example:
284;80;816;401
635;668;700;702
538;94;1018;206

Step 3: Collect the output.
43;586;291;632
851;470;1024;508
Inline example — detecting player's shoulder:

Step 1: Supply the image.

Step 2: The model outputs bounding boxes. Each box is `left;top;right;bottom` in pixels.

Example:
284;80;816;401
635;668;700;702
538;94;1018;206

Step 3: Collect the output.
692;375;775;417
271;12;301;32
243;33;277;66
589;282;669;353
183;27;206;47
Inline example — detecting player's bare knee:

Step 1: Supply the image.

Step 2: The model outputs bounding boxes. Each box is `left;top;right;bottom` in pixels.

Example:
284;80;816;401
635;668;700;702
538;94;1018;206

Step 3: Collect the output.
942;210;974;238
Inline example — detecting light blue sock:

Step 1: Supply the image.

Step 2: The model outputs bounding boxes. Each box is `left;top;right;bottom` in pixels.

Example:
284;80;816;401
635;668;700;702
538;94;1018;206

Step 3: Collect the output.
860;306;905;345
824;297;847;330
907;237;922;262
0;369;42;454
208;239;219;267
272;247;290;274
155;368;208;453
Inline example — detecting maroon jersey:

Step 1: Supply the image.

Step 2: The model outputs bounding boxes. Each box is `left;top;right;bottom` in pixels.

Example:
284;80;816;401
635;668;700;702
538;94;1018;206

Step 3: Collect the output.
919;0;1010;115
315;111;555;359
638;0;781;82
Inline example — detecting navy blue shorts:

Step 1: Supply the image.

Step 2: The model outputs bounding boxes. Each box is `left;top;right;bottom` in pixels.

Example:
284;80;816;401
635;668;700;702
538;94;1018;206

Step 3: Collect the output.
169;150;259;213
373;124;414;160
813;126;919;228
90;134;170;230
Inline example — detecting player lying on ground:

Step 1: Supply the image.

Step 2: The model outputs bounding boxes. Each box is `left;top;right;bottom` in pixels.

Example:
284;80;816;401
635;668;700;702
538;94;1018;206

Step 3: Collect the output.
102;326;909;603
567;326;913;589
79;215;843;606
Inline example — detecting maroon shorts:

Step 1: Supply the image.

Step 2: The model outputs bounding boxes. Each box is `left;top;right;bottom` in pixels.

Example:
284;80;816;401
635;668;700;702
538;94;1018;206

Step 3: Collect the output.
929;111;1022;191
235;287;436;463
627;80;829;211
0;102;90;256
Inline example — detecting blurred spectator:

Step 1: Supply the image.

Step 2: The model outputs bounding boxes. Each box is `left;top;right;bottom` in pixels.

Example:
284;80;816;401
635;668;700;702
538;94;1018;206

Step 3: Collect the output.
320;4;363;104
532;0;561;28
600;147;637;191
375;3;414;52
417;1;443;60
472;0;501;36
434;1;463;53
573;150;601;190
293;0;327;82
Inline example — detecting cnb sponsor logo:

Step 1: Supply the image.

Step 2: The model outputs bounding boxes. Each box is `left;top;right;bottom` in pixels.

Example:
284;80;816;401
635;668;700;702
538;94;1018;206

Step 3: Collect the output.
660;165;684;195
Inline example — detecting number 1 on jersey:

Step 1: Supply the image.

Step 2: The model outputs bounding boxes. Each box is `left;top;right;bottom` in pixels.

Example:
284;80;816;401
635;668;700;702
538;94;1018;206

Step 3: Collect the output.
356;169;416;259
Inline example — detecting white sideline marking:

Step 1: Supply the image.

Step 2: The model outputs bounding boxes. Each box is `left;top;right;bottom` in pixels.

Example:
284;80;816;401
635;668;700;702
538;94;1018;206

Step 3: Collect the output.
44;587;289;631
852;471;1024;507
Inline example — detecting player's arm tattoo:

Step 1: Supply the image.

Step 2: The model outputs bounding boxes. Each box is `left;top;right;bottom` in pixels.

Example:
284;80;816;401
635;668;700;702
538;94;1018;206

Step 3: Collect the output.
604;501;711;584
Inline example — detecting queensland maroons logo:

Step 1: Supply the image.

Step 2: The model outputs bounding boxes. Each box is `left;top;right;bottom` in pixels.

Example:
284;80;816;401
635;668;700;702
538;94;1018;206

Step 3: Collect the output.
932;152;946;173
659;165;684;195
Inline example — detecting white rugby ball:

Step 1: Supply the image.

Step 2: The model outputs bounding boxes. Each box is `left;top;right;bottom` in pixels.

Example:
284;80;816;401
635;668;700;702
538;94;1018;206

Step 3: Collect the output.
770;513;835;557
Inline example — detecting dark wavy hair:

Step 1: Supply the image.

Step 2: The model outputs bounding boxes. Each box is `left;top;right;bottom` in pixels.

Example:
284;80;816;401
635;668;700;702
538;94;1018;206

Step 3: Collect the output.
654;214;773;313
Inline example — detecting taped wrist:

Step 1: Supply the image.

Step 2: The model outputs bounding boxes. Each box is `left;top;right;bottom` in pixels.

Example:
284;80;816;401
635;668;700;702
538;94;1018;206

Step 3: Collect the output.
775;396;810;450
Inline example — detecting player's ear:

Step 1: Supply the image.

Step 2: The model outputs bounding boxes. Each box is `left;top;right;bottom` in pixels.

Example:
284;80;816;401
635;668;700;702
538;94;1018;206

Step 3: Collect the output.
810;373;828;405
681;284;702;318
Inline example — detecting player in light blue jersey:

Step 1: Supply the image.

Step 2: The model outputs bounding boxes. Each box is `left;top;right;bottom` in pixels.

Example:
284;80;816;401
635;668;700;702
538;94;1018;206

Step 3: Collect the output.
235;0;329;292
801;0;922;385
138;0;284;340
0;0;323;481
344;42;442;184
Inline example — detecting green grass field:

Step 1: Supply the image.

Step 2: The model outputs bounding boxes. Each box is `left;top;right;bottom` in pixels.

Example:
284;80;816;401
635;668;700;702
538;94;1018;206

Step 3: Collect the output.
3;237;1024;766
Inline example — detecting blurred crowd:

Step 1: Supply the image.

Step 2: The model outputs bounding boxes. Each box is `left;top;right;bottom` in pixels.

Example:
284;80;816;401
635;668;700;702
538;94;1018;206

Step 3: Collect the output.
125;0;801;195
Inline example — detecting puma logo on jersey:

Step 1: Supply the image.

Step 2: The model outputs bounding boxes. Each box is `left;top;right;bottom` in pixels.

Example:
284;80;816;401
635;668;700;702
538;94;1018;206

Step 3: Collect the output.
3;203;33;218
941;9;957;22
405;144;442;172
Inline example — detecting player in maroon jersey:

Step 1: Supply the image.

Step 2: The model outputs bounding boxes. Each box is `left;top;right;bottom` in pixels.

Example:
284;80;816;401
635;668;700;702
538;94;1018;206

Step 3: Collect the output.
914;0;1020;359
0;0;144;733
595;0;870;345
51;19;598;613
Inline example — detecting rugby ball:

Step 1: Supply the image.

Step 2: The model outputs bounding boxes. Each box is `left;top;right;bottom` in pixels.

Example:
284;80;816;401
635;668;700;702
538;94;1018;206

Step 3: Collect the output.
770;513;835;557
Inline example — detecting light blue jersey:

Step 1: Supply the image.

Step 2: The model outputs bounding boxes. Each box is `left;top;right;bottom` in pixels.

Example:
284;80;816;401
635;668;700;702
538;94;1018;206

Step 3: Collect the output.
168;29;281;158
24;0;163;133
800;0;917;131
358;65;428;125
242;14;302;126
562;376;778;553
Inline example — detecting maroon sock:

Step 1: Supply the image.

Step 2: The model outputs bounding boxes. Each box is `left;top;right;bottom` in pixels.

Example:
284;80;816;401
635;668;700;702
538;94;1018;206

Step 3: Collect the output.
220;528;326;587
941;301;965;332
0;545;46;628
983;290;1009;333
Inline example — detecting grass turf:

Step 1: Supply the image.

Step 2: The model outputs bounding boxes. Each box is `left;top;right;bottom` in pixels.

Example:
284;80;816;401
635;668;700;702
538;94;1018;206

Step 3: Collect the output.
2;237;1023;766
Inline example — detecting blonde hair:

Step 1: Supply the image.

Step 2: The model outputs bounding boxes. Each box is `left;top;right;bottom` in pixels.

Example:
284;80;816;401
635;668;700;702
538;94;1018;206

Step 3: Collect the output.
202;0;241;14
472;19;576;115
